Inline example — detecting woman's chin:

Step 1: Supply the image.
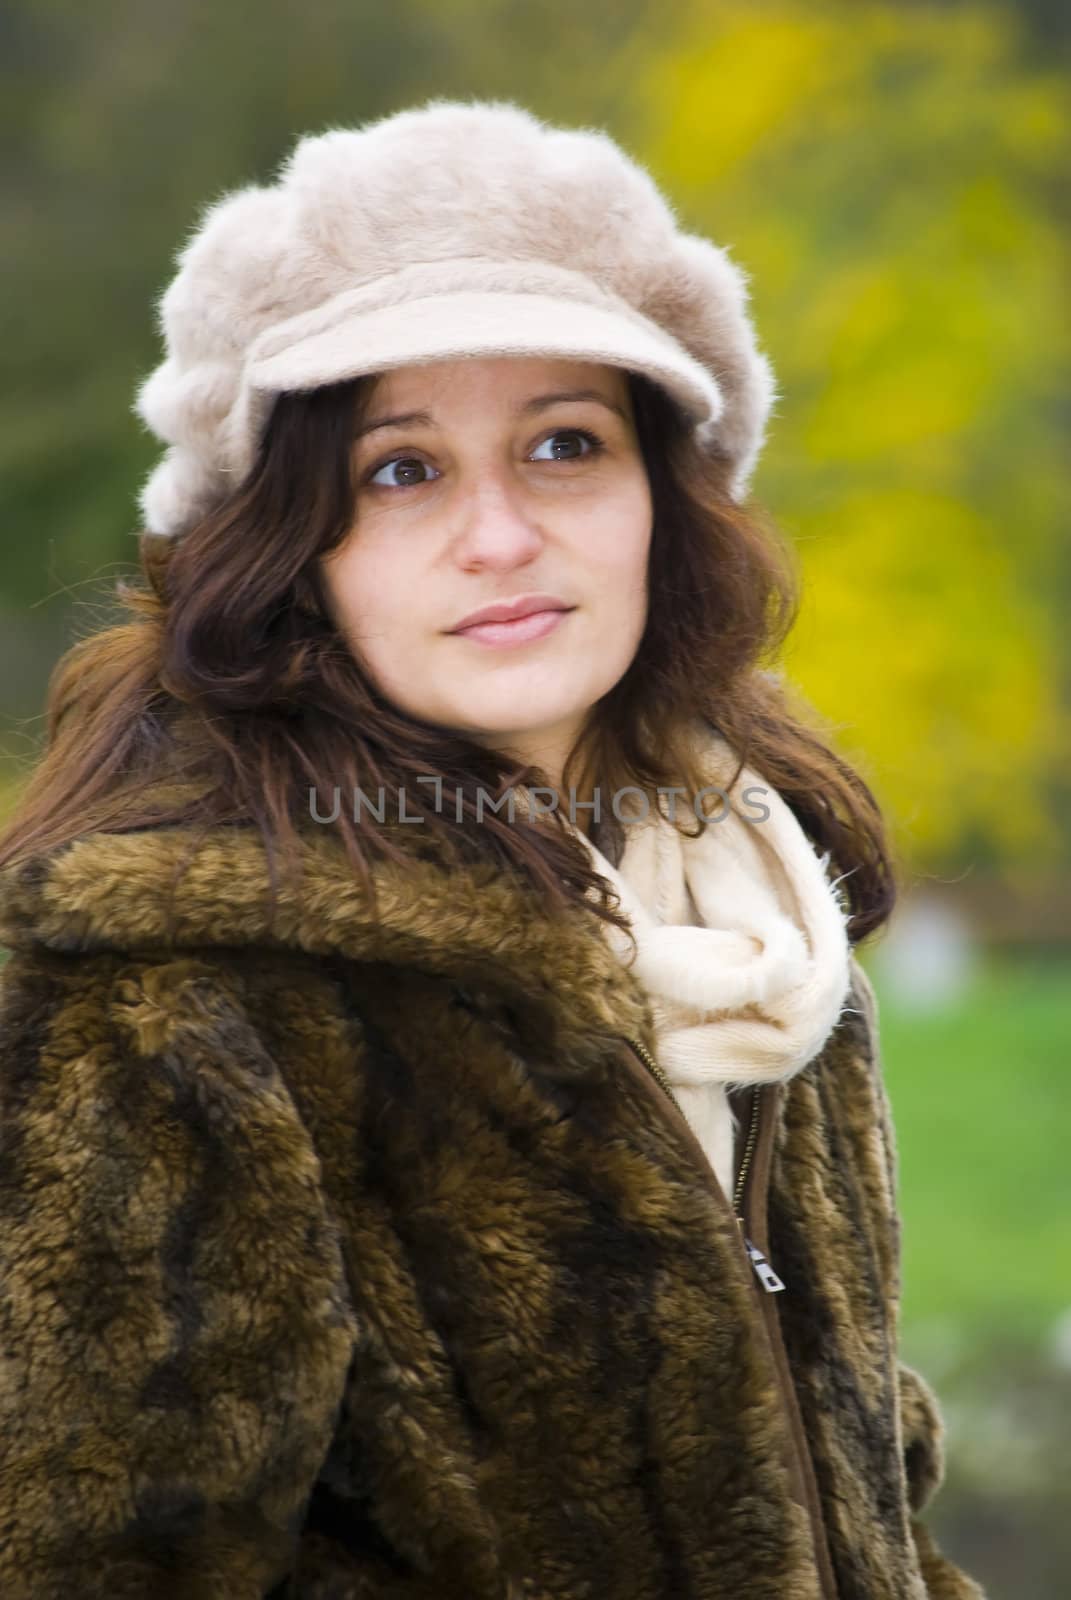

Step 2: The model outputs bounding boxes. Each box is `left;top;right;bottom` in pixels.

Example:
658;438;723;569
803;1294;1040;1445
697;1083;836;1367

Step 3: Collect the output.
443;704;589;754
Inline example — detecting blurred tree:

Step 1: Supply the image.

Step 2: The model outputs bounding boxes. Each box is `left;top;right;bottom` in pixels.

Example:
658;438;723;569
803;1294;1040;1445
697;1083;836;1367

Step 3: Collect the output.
626;0;1070;870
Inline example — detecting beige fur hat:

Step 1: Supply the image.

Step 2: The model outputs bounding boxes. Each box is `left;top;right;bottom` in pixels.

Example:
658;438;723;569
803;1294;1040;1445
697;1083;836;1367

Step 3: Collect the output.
132;96;779;537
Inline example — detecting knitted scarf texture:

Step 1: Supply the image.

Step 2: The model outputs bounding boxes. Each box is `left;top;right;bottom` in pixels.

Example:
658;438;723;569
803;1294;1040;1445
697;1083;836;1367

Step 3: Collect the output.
566;723;855;1198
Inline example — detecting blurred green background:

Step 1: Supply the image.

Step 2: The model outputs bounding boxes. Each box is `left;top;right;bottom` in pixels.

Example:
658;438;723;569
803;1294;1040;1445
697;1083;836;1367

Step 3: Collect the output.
2;1;1068;1592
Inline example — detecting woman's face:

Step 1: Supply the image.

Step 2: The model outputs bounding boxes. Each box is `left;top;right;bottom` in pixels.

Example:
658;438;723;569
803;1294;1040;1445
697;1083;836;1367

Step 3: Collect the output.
319;356;653;785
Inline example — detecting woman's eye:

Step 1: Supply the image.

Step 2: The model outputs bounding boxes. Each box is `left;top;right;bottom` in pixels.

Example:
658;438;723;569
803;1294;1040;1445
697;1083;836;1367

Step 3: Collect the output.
367;456;439;490
531;428;605;463
364;428;605;491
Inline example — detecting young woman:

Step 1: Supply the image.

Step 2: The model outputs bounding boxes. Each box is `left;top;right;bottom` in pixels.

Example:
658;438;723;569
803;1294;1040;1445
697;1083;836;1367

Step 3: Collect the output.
0;99;984;1599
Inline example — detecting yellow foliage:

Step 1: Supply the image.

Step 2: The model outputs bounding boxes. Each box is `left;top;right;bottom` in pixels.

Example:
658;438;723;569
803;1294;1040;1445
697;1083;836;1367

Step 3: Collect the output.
626;0;1070;868
783;488;1069;863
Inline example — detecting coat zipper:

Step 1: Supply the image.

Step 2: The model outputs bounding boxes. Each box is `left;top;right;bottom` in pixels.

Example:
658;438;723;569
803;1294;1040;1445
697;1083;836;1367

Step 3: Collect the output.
623;1035;839;1599
627;1036;784;1293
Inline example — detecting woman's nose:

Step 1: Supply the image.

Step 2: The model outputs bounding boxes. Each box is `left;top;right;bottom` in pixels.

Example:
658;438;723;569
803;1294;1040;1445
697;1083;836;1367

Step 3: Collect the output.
452;476;547;569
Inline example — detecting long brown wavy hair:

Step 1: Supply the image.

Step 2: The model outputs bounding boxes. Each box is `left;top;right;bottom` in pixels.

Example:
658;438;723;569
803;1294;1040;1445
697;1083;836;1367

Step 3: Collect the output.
0;370;898;945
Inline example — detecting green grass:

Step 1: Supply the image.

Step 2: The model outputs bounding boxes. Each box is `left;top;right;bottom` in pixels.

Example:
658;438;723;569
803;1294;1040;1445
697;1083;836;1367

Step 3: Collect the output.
862;952;1070;1342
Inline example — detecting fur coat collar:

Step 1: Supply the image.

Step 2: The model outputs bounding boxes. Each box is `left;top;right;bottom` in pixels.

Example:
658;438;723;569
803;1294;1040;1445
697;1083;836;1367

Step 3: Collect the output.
0;811;984;1600
0;814;659;1079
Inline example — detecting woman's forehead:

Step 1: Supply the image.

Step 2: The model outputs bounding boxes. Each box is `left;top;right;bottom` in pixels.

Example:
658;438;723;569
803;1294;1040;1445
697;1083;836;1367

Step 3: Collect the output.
362;355;632;413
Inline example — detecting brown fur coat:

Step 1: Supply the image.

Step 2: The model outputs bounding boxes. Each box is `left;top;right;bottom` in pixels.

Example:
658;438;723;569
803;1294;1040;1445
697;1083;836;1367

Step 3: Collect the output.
0;812;985;1599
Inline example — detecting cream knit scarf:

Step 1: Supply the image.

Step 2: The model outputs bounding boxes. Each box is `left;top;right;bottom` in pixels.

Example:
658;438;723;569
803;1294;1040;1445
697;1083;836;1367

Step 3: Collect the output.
564;721;855;1198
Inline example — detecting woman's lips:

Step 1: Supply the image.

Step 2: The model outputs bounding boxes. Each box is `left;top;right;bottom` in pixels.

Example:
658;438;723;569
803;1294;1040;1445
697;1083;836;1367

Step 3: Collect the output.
450;608;574;647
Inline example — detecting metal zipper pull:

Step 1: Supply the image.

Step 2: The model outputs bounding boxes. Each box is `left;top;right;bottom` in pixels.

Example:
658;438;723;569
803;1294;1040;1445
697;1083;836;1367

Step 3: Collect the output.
626;1040;788;1297
732;1086;785;1293
739;1231;786;1294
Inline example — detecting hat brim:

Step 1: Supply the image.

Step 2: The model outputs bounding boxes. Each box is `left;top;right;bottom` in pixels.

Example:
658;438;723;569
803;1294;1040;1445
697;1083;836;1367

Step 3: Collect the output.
245;289;724;430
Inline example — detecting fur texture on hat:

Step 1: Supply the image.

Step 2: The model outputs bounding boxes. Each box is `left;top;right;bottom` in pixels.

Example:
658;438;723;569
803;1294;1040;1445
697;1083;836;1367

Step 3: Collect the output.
133;96;779;536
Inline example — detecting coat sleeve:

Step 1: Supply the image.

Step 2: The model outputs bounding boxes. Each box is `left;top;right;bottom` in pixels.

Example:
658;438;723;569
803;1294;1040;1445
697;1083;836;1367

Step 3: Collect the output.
849;955;987;1600
0;949;359;1600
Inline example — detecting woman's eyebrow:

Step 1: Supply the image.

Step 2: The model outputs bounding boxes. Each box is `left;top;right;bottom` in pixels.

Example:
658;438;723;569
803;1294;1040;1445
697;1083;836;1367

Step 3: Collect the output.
354;389;630;441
